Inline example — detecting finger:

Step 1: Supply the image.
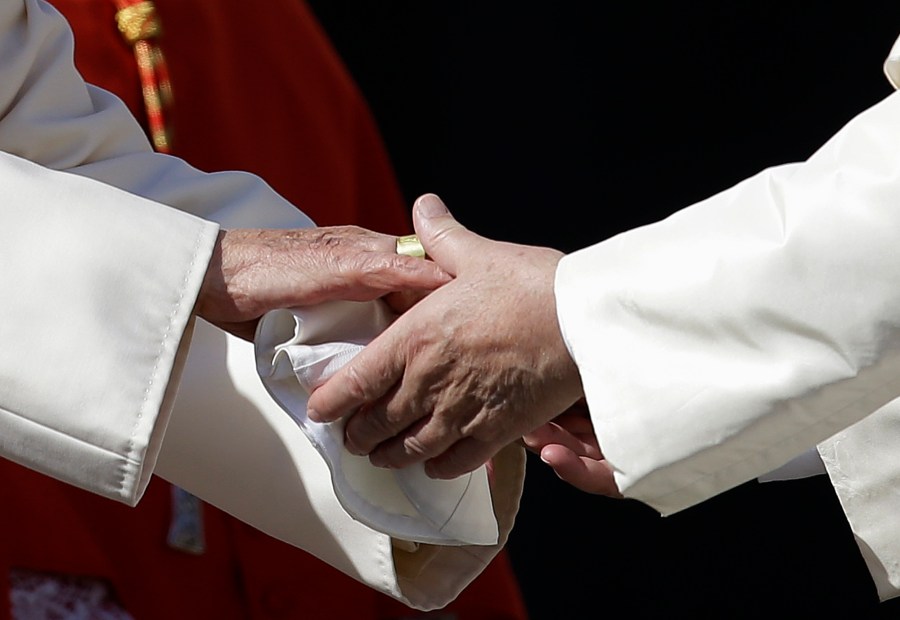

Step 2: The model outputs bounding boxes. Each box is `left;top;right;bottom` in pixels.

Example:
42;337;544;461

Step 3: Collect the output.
522;423;602;460
341;347;443;457
364;414;462;470
539;445;621;497
306;327;406;424
551;411;595;435
412;194;484;277
521;422;559;451
383;253;452;289
343;394;431;458
348;253;450;297
545;412;598;446
423;437;497;480
254;251;450;312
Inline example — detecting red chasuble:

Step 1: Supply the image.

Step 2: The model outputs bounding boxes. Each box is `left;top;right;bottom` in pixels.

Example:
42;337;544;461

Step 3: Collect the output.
0;2;529;619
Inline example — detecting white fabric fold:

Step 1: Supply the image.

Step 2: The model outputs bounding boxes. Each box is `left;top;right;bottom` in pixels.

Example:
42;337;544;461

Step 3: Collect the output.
883;35;900;88
254;300;499;546
757;447;826;482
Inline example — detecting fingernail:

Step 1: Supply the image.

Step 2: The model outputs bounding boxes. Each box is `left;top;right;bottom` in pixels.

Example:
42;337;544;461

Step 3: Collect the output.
416;193;448;218
369;453;389;468
307;408;321;423
345;436;365;457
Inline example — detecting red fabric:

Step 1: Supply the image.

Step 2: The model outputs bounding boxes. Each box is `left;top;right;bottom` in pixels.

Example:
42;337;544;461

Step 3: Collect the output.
54;0;412;233
0;1;528;618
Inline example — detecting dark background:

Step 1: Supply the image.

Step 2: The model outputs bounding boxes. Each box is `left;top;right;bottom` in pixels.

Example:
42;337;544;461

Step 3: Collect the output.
307;3;900;617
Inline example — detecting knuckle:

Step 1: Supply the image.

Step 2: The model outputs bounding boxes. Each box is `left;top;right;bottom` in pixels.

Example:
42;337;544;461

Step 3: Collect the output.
365;407;400;436
341;364;374;402
343;417;374;454
401;434;431;460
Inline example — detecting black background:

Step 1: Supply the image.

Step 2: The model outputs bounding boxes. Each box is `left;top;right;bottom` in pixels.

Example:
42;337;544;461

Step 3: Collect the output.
307;3;900;617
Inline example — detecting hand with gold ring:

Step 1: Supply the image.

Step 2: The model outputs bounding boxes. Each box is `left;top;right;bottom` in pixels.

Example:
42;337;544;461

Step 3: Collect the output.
380;233;438;313
197;225;450;340
308;194;585;486
396;234;426;258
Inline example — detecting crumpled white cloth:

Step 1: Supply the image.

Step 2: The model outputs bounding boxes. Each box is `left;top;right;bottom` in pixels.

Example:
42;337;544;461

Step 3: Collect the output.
254;300;499;546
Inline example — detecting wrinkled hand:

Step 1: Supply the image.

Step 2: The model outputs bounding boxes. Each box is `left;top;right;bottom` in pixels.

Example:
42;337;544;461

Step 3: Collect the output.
306;194;584;479
521;400;621;497
196;226;451;340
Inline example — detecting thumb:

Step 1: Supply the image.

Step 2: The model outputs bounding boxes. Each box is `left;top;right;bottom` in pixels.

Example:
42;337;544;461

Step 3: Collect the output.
412;193;480;277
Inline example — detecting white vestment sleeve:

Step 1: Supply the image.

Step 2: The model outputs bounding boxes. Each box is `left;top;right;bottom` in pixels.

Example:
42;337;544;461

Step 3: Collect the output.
154;184;526;613
155;324;525;611
0;0;314;225
818;403;900;601
811;37;900;603
555;86;900;516
0;152;217;507
0;0;310;505
0;0;524;610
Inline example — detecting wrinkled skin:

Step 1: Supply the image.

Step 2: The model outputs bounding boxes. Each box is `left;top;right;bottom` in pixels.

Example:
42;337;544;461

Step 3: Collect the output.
196;225;451;341
307;195;586;480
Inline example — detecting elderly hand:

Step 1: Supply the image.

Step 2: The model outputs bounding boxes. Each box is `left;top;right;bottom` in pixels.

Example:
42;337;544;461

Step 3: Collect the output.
195;225;451;341
306;195;584;479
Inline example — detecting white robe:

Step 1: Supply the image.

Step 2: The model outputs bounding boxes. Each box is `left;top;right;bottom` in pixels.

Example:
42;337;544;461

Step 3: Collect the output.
556;34;900;601
0;0;524;611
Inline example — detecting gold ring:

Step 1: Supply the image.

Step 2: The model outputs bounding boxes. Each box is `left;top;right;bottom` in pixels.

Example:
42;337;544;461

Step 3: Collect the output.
395;234;425;258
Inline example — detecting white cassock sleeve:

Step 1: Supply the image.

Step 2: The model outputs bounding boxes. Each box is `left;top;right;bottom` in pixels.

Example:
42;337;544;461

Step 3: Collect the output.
812;36;900;603
0;0;524;611
555;27;900;580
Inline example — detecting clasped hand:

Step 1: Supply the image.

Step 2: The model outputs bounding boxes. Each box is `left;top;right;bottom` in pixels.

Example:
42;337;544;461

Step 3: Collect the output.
306;195;620;498
196;225;450;341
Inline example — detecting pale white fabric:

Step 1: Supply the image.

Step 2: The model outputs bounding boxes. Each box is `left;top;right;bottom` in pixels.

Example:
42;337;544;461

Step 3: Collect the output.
0;0;524;611
555;33;900;601
884;36;900;88
730;34;900;598
757;447;826;482
255;301;499;546
818;404;900;600
156;318;524;610
812;36;900;602
0;0;312;505
0;149;217;504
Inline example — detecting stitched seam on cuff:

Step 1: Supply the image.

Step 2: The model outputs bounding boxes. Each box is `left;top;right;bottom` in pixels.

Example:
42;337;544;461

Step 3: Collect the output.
122;226;207;494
